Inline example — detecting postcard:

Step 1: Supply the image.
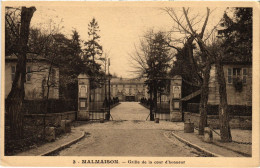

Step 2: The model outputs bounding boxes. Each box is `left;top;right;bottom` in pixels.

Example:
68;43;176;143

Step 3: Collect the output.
1;1;259;167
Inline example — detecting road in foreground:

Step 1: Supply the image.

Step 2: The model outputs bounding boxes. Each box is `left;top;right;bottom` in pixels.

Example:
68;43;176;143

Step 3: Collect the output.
58;102;206;156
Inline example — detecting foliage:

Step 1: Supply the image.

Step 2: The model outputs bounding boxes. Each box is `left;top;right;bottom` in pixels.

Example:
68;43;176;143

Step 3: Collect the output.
83;18;104;90
53;31;85;99
144;31;172;94
233;77;243;92
5;7;22;56
5;6;36;140
221;8;252;62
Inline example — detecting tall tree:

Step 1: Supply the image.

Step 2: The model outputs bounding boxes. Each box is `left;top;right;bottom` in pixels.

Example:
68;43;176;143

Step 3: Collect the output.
84;18;104;101
6;6;36;139
59;30;84;100
213;7;252;142
83;18;104;93
130;30;173;120
164;7;212;135
221;8;252;62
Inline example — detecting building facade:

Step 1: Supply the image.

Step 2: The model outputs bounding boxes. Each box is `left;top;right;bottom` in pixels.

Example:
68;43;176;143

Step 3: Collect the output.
110;78;147;102
5;54;59;100
208;62;252;106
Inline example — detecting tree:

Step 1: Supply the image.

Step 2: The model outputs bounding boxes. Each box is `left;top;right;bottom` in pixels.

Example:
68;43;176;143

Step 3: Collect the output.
57;30;84;100
6;6;36;139
165;7;240;141
164;7;212;135
84;18;104;102
130;30;173;120
221;8;252;62
212;7;252;142
169;37;202;102
84;18;103;75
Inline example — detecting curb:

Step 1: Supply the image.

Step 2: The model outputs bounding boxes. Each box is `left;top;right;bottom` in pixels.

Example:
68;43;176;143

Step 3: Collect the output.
171;131;223;157
213;141;251;157
40;131;86;156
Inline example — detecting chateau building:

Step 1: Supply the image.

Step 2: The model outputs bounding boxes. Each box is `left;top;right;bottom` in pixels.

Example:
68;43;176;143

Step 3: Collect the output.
110;78;147;102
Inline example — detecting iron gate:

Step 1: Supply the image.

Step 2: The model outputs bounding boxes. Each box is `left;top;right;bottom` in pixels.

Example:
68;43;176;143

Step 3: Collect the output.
89;77;111;120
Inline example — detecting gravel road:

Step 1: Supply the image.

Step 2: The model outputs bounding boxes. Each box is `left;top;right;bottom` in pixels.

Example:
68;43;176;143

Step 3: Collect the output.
58;102;206;156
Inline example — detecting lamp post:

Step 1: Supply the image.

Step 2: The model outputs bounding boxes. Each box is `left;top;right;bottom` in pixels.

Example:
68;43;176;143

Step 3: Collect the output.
108;58;111;120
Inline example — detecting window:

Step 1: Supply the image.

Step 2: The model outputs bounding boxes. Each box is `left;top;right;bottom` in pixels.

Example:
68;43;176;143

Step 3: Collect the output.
243;68;247;84
50;69;56;85
227;68;247;84
11;66;16;81
227;68;232;84
233;68;241;78
26;66;32;82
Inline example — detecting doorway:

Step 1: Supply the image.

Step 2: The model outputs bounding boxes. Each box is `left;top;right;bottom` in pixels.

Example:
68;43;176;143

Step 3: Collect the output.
125;96;135;102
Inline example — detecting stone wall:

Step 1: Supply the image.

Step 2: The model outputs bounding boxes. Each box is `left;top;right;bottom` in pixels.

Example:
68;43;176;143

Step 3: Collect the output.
184;112;252;130
24;111;76;127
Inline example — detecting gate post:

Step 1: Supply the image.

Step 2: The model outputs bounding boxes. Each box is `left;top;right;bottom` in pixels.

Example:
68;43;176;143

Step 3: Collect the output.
77;73;90;120
170;75;182;122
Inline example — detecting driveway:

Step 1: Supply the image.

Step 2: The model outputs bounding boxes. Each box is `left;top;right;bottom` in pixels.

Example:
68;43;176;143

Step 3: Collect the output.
58;102;204;156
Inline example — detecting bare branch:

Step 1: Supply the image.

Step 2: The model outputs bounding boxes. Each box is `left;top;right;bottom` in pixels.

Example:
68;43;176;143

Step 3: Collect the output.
200;8;210;38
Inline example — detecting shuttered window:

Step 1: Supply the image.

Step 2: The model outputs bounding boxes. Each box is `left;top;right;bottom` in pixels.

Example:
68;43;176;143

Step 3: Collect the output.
227;68;232;84
242;68;247;84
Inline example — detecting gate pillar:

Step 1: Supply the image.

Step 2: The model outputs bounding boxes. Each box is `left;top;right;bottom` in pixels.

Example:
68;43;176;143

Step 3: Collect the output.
77;73;90;120
170;75;182;122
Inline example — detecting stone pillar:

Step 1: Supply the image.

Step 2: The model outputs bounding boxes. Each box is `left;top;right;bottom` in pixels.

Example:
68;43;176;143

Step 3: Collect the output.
77;74;90;120
170;75;182;122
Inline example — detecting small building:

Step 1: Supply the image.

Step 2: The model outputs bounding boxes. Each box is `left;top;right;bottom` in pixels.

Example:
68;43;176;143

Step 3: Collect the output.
208;62;252;106
5;54;59;100
182;61;252;115
182;62;252;129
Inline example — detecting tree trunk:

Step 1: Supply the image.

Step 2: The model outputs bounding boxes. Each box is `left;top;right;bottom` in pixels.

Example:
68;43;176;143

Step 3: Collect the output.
149;88;154;121
153;85;158;119
216;61;232;142
198;63;211;135
6;7;36;139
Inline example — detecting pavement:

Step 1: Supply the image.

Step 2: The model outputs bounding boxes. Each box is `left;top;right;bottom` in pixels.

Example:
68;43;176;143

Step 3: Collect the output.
16;128;85;156
172;128;251;157
15;102;252;157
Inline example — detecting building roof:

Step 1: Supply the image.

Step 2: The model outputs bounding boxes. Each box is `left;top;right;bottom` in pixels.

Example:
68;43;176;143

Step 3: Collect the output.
5;53;59;66
221;61;252;65
181;90;201;101
111;77;146;85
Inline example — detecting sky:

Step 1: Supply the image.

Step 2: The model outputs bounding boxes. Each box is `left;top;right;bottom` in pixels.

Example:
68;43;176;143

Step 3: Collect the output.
30;4;226;78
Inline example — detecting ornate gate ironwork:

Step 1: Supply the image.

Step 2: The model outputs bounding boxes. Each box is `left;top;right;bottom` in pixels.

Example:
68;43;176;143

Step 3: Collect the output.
142;76;183;121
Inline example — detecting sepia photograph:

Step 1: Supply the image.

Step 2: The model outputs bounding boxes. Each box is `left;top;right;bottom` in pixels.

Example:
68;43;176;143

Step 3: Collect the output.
1;1;259;167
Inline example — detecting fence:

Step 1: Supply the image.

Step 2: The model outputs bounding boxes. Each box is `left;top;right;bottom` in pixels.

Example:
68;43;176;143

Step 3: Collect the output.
140;97;170;120
186;103;252;116
184;112;252;130
89;97;119;120
5;99;77;114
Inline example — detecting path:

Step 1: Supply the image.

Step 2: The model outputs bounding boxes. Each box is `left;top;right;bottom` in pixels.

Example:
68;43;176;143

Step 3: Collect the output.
111;102;150;121
57;102;205;156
